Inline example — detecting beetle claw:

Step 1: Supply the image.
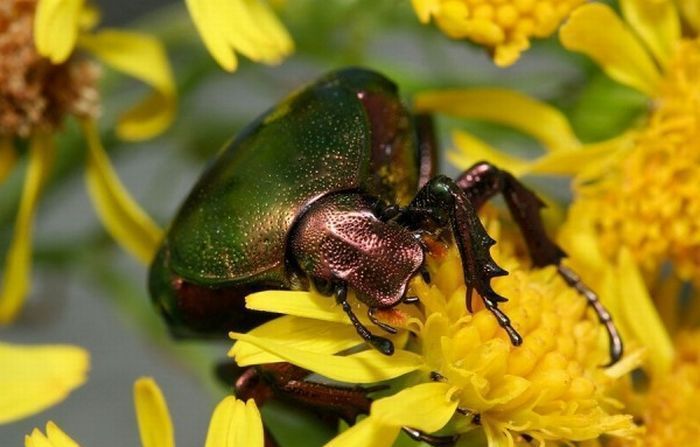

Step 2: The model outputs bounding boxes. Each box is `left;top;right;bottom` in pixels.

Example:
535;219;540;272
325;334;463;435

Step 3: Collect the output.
370;336;394;355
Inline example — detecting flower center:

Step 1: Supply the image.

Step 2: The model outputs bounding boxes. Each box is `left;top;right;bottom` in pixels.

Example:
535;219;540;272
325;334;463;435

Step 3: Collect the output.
424;0;585;66
406;226;637;445
582;39;700;281
0;0;100;139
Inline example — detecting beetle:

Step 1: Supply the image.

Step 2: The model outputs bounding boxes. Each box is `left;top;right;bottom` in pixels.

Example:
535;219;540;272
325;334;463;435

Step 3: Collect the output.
149;68;623;446
149;67;621;363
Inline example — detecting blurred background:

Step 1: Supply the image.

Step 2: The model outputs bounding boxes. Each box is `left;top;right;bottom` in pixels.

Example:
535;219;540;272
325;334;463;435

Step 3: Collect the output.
0;0;644;445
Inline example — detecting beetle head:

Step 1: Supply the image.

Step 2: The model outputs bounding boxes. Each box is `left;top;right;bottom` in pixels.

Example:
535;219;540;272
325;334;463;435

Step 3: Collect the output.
291;194;424;307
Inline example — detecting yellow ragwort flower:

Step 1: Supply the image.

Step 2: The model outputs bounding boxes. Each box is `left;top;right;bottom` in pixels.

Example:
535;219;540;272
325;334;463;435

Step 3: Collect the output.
0;0;174;323
609;331;700;447
0;342;89;424
24;377;264;447
416;1;700;283
185;0;293;72
413;0;700;378
229;211;641;446
411;0;585;66
555;1;700;283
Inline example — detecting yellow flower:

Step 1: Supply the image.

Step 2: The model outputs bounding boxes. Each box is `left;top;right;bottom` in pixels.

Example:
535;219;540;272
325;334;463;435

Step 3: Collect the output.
229;211;640;446
0;0;174;323
24;377;264;447
608;330;700;447
416;2;700;282
0;342;89;424
413;0;700;377
185;0;294;72
411;0;585;66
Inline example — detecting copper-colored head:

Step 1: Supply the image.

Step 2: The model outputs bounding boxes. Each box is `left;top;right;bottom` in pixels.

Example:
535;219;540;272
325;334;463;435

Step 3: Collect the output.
291;193;424;308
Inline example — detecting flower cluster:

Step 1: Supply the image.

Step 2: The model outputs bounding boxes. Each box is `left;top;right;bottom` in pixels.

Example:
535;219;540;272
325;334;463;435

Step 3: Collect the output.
411;0;585;66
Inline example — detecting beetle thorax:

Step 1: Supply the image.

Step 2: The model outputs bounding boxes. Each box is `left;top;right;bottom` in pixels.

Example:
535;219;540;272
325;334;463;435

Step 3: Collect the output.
289;193;424;307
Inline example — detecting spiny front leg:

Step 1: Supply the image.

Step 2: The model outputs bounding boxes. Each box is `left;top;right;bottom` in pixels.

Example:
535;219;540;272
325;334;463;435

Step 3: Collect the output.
403;175;522;346
456;161;623;365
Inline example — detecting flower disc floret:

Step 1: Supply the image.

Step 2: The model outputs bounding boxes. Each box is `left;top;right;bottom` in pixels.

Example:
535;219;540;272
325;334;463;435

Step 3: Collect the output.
412;0;585;66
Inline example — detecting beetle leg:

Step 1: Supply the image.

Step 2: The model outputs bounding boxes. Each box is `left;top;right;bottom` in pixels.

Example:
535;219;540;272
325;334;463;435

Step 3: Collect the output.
415;113;439;188
233;362;374;425
404;176;522;346
456;161;623;365
402;426;459;446
335;284;395;355
557;264;623;366
368;307;398;334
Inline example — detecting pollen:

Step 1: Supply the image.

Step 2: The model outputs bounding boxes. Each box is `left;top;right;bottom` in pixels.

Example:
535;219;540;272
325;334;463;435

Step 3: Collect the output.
572;39;700;282
0;0;100;139
412;0;585;66
406;214;639;445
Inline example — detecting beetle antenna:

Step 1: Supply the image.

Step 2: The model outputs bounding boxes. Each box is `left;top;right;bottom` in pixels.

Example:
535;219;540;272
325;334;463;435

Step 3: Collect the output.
335;285;394;355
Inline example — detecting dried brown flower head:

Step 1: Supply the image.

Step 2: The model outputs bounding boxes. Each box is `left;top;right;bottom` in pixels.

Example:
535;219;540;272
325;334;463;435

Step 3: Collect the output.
0;0;100;139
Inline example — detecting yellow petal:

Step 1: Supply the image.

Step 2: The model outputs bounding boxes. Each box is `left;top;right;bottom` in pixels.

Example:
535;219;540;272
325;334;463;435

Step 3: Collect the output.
411;0;441;23
0;343;89;424
26;429;52;447
560;3;661;96
45;422;80;447
448;130;529;176
0;134;54;323
82;120;163;264
0;137;18;184
185;0;238;71
616;249;673;377
244;0;294;60
371;383;457;432
620;0;680;68
185;0;293;72
34;0;84;63
78;30;176;140
230;316;361;365
324;418;400;447
523;136;627;177
230;332;423;383
246;291;360;325
414;89;580;152
205;397;264;447
134;377;174;447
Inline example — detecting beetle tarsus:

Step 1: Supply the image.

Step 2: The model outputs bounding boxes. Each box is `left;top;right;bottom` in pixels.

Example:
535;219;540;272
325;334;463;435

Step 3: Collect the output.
402;426;458;446
336;285;395;356
557;264;623;365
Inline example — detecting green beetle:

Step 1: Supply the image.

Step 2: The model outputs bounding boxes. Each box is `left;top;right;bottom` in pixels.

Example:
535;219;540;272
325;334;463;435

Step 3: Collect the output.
149;68;621;363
